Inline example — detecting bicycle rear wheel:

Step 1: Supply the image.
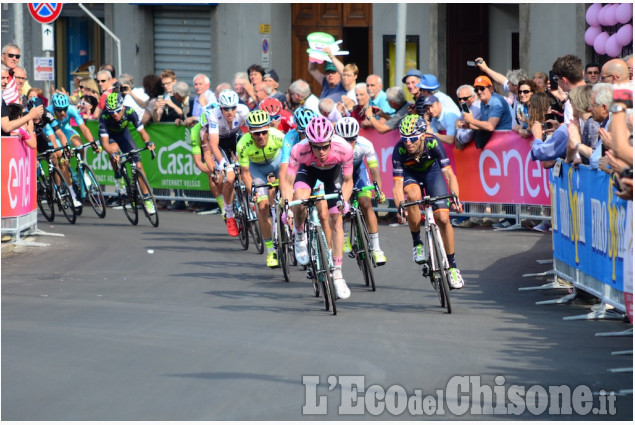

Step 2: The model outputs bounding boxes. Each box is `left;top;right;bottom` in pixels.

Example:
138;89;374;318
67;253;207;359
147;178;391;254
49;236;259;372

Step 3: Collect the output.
276;206;291;282
51;167;76;224
355;212;376;291
121;172;138;225
80;164;106;218
317;229;336;315
431;225;452;314
135;171;159;227
37;170;55;222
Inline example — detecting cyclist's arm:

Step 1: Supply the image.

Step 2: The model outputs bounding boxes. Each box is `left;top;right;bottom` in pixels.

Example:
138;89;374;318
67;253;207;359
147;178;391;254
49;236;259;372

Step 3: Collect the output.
209;132;224;164
137;127;151;145
368;164;382;194
193;154;211;174
78;122;96;143
341;173;353;204
392;177;405;208
279;162;291;204
241;166;253;195
441;166;459;199
54;127;69;147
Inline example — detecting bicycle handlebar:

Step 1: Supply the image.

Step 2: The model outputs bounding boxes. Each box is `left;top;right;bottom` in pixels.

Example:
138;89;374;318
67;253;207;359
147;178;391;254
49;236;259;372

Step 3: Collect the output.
401;191;457;209
286;192;341;208
71;141;101;153
119;145;155;163
352;180;383;200
37;144;69;161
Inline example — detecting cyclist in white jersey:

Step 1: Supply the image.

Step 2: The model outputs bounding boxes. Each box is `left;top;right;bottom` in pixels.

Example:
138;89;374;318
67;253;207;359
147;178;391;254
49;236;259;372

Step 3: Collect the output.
208;89;250;236
334;117;387;266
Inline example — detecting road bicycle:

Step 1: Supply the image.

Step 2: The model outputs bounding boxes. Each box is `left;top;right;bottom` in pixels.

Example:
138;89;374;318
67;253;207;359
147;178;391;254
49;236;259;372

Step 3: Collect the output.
400;192;458;314
346;182;383;291
226;162;264;253
36;145;76;224
69;141;106;218
116;146;159;227
287;192;341;315
252;180;296;282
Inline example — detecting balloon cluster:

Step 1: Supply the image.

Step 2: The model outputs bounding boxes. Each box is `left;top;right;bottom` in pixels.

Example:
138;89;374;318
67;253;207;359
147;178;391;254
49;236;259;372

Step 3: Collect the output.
584;3;633;57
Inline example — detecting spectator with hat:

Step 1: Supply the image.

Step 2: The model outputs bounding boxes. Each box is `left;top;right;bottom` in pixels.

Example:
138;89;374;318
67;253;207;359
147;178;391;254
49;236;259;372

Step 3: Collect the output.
417;73;460;116
462;75;513;131
308;57;347;103
320;46;358;103
402;69;423;101
263;69;287;106
419;94;460;146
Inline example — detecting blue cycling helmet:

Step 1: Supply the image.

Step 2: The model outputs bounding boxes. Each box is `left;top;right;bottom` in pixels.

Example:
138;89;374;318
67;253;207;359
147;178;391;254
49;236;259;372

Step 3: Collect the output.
293;107;317;131
26;96;44;111
51;92;70;110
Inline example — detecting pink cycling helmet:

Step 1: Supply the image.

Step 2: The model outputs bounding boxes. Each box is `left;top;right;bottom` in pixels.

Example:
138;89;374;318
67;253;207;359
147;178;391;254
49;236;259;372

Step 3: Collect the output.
305;116;334;144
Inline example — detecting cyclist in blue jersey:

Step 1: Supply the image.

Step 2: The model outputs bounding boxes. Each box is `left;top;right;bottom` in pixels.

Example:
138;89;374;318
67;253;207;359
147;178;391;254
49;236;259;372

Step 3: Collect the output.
49;92;99;154
99;92;156;213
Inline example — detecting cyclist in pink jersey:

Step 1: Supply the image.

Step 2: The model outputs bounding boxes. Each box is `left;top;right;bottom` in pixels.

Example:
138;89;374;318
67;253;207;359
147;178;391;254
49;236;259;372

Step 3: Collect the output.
285;116;354;299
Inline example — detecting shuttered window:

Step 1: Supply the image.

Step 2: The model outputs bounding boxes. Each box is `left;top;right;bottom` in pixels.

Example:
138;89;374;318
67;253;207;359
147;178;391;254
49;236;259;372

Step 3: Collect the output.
153;6;212;85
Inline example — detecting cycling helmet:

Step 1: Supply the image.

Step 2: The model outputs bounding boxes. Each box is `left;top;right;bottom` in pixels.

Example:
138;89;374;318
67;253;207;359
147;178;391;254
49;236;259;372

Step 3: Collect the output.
415;95;428;116
399;114;427;137
218;89;239;108
305;116;334;144
26;96;44;111
105;92;124;112
260;97;282;118
334;117;360;139
51;92;70;110
293;107;317;131
246;110;271;129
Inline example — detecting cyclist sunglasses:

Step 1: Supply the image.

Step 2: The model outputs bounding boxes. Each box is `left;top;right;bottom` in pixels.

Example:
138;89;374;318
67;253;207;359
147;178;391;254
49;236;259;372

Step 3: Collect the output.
400;136;419;144
345;137;357;143
54;107;68;113
310;143;331;151
221;106;236;112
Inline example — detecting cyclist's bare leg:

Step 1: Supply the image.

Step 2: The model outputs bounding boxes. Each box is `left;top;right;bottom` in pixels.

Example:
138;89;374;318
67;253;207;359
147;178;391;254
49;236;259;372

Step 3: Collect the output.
318;200;330;243
359;195;378;233
404;183;422;233
136;162;151;196
434;209;454;255
292;187;312;230
328;212;343;254
223;170;235;208
257;198;272;240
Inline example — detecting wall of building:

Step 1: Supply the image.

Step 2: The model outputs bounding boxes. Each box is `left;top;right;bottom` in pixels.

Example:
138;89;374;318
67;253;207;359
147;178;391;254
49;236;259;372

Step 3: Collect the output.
488;4;520;75
107;4;154;82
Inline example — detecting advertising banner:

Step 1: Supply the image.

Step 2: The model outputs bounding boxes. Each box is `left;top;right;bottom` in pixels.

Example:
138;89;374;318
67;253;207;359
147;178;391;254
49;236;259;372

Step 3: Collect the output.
550;162;630;293
1;137;37;218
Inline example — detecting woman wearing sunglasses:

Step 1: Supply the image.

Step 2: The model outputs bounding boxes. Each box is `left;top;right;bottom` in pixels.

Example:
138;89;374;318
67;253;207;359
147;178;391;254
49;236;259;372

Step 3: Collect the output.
512;79;538;134
285;116;354;300
391;114;464;290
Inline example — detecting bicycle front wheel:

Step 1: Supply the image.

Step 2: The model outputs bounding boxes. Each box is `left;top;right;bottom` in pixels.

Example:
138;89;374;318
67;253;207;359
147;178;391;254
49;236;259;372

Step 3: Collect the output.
51;167;76;224
121;172;138;225
79;164;106;218
234;190;249;250
248;200;264;254
135;171;159;227
431;225;452;314
276;206;291;282
355;212;376;291
317;229;336;315
37;170;55;222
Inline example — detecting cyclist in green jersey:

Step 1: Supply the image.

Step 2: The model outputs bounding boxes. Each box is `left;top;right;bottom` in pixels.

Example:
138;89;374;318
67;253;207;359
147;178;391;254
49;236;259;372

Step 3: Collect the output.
236;110;285;267
190;110;223;212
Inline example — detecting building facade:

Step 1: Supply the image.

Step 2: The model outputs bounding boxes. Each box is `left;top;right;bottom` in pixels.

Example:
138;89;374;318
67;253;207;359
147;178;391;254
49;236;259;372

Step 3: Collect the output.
2;3;617;99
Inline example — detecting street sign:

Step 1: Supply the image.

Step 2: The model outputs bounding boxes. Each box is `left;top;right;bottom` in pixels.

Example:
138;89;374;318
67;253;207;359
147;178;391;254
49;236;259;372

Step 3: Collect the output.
28;3;63;24
261;36;270;69
42;24;54;52
34;57;55;81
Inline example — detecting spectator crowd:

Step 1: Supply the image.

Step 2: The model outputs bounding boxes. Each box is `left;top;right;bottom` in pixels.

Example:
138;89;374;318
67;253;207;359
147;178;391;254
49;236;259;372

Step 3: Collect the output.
1;41;633;222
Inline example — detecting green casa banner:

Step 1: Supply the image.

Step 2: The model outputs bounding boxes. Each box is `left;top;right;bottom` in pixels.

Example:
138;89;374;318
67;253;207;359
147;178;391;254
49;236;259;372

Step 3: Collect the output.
76;120;209;191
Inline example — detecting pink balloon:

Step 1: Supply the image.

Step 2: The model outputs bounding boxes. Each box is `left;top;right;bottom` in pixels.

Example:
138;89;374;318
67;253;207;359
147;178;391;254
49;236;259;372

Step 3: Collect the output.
605;4;619;27
617;24;633;46
617;2;634;25
586;3;602;26
605;34;622;58
585;26;603;46
594;31;610;55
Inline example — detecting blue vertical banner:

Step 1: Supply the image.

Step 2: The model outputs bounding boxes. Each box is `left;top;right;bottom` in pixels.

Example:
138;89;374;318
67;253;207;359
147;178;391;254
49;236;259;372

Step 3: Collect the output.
551;162;629;293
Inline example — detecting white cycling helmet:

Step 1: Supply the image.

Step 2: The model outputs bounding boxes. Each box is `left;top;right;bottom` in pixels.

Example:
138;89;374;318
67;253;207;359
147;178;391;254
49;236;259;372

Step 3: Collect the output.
334;116;360;139
218;89;239;108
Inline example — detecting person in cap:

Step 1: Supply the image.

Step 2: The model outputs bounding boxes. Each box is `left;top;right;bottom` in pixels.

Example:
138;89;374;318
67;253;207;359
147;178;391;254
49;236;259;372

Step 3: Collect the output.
462;75;513;131
417;73;461;117
402;69;423;101
419;95;460;146
308;54;347;103
263;69;287;106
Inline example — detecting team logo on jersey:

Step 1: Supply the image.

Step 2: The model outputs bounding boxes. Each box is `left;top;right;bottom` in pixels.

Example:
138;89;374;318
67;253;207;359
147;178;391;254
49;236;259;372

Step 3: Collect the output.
398;147;406;155
210;122;217;129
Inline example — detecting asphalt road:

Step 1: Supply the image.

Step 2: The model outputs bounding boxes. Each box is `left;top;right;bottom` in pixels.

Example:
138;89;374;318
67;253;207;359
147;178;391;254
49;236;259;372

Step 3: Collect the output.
1;207;632;420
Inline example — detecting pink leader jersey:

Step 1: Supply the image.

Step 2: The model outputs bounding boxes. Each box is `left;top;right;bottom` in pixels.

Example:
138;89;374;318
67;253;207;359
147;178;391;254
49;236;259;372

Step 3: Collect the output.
287;135;354;177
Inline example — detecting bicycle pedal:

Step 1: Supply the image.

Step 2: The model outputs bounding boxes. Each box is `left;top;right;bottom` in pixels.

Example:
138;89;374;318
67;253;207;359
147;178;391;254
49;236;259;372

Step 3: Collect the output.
306;270;314;280
421;263;431;276
348;252;356;259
